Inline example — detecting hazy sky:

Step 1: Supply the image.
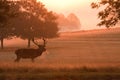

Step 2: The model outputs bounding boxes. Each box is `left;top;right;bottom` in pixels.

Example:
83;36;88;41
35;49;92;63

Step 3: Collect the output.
39;0;104;30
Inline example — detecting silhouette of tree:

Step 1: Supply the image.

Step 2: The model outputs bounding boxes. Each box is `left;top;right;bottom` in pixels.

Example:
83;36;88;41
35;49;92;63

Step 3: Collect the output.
0;0;9;49
12;0;59;48
37;11;59;38
11;12;43;47
91;0;120;28
0;0;58;48
0;0;19;49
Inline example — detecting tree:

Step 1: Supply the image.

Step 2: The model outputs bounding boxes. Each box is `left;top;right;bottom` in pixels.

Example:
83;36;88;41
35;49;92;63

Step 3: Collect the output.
12;0;59;48
0;0;9;49
0;0;9;26
0;0;20;49
35;11;59;39
11;12;42;47
0;0;17;49
91;0;120;28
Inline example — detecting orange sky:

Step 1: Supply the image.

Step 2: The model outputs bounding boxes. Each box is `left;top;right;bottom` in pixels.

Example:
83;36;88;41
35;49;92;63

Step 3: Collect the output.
40;0;92;12
39;0;104;30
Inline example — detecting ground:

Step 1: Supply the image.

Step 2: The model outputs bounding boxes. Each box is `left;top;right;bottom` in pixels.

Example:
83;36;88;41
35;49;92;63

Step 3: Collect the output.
0;28;120;80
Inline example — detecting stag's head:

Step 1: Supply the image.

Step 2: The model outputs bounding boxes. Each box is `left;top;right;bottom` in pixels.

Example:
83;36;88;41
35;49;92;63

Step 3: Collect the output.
38;45;46;52
32;38;47;52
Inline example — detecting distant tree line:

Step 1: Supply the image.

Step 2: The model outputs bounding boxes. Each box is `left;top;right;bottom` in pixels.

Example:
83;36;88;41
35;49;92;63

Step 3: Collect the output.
0;0;59;49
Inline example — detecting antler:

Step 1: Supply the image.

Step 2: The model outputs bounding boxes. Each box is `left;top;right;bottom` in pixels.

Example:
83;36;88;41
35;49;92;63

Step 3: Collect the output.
32;38;47;47
32;38;39;46
42;38;47;47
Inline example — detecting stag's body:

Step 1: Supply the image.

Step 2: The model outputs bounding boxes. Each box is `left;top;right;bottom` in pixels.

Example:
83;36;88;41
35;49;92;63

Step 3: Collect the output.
15;47;46;62
14;38;47;62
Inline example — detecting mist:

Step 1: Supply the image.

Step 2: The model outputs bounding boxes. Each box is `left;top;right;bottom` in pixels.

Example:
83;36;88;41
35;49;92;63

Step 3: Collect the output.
56;13;81;32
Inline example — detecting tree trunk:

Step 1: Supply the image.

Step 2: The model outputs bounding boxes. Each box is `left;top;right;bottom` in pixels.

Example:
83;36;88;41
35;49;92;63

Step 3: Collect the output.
28;38;31;48
1;38;4;49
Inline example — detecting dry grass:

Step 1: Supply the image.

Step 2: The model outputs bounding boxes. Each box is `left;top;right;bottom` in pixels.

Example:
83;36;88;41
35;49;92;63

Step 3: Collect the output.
0;28;120;80
0;62;120;80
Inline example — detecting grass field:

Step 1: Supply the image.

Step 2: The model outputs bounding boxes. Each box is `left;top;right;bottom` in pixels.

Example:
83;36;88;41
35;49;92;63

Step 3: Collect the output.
0;28;120;80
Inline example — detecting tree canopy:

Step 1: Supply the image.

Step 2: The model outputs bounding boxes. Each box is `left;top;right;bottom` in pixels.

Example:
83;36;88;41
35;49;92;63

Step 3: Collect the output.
0;0;17;49
0;0;9;27
0;0;59;49
14;0;59;38
9;0;59;47
91;0;120;28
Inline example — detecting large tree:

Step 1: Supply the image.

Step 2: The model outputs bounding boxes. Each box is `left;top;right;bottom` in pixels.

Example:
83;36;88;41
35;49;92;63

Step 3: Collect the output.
0;0;19;49
91;0;120;28
0;0;9;49
12;0;59;48
11;12;42;48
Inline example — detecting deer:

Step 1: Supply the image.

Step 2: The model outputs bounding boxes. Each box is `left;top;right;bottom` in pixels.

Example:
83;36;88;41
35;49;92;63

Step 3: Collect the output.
14;38;47;62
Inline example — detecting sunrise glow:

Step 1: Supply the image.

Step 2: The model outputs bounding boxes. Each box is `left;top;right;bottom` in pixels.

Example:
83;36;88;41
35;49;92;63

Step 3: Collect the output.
38;0;101;30
40;0;88;6
39;0;91;12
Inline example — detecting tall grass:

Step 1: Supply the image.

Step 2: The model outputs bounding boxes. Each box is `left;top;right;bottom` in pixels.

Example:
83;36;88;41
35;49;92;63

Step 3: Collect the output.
0;62;120;80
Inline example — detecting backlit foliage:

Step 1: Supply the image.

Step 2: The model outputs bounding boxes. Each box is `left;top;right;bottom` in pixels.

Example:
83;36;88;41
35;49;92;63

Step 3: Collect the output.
91;0;120;28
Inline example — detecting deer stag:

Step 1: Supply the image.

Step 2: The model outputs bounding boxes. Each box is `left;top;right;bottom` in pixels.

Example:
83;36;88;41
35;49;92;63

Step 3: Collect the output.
14;38;47;62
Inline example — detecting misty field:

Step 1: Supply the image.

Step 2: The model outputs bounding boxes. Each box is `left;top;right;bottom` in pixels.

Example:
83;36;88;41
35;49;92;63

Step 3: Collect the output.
0;28;120;80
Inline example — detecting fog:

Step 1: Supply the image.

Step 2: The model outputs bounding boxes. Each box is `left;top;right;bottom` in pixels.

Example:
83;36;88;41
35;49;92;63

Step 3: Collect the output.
57;13;81;32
